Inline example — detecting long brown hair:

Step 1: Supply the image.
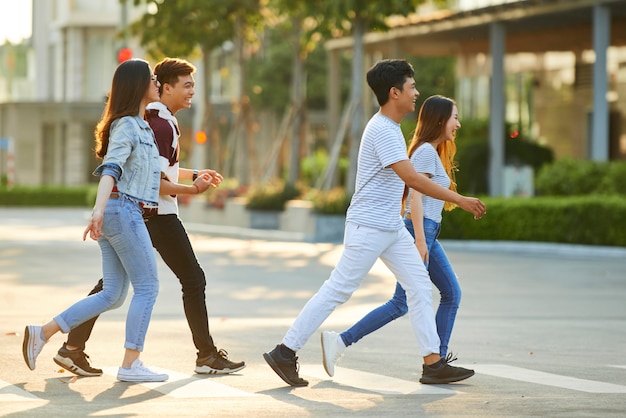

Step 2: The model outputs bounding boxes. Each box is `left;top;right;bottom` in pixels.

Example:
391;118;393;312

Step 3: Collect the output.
402;95;459;212
94;59;152;159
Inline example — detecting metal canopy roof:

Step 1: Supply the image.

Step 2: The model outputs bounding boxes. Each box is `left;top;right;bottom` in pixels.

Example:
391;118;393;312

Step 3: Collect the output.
325;0;626;56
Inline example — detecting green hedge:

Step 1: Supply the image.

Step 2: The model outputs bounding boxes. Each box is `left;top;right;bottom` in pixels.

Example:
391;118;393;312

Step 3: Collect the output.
440;195;626;246
0;186;96;207
535;159;626;196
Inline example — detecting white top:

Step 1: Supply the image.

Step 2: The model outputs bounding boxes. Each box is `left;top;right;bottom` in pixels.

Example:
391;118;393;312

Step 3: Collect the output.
346;112;409;231
404;142;450;223
146;101;179;215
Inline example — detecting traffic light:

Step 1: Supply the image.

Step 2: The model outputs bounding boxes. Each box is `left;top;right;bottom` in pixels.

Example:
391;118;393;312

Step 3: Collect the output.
117;47;132;63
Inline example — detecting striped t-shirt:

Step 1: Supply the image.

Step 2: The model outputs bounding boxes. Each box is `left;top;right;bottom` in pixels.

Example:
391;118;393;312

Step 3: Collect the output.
404;142;450;223
345;112;408;231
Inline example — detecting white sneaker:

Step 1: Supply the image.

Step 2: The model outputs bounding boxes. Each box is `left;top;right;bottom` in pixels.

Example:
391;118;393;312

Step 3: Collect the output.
117;359;168;382
22;325;47;370
321;331;345;377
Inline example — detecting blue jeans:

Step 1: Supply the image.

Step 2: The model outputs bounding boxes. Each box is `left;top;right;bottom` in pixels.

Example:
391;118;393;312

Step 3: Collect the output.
54;195;159;352
340;217;461;357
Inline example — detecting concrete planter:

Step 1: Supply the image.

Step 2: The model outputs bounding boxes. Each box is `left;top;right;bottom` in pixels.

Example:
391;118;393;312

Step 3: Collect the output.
249;210;281;229
179;197;346;242
314;214;346;243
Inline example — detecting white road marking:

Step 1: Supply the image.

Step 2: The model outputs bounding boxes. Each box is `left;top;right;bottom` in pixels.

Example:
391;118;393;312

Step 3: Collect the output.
609;365;626;370
0;379;45;402
302;364;461;395
102;367;256;398
464;364;626;393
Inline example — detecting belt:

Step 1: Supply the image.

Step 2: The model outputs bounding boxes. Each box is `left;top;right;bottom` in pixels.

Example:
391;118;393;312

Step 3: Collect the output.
109;192;158;218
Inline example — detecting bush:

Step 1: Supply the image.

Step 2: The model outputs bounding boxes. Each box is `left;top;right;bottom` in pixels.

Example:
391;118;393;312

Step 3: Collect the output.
440;195;626;246
535;158;613;196
401;118;554;195
245;181;302;211
307;187;352;215
0;186;96;207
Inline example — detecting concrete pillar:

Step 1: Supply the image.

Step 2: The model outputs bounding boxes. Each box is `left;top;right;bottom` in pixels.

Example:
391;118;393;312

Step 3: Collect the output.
591;4;610;161
489;22;506;197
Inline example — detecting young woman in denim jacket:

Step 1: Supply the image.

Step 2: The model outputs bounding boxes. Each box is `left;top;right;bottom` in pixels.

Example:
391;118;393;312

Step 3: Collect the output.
23;59;168;382
323;95;470;374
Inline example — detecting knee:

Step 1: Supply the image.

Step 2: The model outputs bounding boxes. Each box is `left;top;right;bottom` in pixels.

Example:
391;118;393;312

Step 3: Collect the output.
180;273;206;293
386;298;409;317
442;286;462;307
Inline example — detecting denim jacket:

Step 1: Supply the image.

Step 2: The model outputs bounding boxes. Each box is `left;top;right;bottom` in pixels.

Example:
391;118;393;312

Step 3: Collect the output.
93;115;161;206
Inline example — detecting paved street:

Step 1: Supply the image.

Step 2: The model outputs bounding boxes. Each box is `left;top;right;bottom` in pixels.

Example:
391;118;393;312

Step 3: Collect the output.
1;208;625;417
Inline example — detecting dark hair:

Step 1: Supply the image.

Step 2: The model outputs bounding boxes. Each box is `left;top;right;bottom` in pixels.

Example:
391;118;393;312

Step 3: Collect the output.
154;57;196;95
366;59;415;106
94;59;152;159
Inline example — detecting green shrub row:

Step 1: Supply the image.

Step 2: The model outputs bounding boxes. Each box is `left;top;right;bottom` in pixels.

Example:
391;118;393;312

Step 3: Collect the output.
440;195;626;247
0;186;96;207
535;159;626;196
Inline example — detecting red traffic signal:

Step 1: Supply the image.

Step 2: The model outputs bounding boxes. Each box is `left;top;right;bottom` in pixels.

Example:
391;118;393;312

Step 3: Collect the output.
117;48;132;63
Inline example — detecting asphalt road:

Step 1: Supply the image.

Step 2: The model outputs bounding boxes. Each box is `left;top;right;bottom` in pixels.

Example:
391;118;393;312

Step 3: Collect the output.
1;208;625;417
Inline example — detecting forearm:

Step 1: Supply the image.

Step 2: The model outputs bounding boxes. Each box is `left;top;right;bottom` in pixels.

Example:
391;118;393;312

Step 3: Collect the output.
159;178;199;196
410;192;426;244
93;175;115;212
409;173;460;204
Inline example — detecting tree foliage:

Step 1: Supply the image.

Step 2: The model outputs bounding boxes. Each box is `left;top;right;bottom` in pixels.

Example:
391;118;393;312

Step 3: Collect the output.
122;0;261;59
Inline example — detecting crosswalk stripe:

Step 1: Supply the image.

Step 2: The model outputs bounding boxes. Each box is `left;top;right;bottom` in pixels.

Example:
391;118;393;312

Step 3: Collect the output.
0;379;45;402
102;367;256;398
302;364;461;395
463;364;626;393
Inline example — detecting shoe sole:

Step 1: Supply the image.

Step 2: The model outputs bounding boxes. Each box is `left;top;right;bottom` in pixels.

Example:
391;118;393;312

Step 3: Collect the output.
117;375;169;382
53;354;103;377
419;370;475;384
195;363;246;375
262;352;308;387
22;326;35;370
320;332;335;377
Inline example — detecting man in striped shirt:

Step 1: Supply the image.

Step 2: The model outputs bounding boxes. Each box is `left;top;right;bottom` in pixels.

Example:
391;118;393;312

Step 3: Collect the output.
263;59;486;387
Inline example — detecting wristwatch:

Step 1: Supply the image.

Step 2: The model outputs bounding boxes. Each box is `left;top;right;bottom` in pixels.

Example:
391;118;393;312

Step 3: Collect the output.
192;170;198;181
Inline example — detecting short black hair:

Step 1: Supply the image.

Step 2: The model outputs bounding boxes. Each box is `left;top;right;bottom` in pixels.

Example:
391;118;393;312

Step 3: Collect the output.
366;59;415;106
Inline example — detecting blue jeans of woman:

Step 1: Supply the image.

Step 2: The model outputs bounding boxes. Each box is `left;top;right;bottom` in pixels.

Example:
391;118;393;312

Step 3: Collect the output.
53;195;159;352
340;217;461;357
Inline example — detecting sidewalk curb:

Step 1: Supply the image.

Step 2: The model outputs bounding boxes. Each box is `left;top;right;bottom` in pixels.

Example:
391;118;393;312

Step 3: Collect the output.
184;222;626;259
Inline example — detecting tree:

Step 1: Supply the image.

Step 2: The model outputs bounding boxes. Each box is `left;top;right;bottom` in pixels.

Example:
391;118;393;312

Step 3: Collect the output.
314;0;436;193
121;0;262;181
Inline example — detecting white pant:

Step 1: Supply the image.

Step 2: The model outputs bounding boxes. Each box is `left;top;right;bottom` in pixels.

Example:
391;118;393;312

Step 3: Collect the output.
283;222;440;357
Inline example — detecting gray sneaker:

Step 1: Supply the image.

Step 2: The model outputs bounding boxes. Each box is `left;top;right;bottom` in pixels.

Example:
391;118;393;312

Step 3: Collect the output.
23;325;47;370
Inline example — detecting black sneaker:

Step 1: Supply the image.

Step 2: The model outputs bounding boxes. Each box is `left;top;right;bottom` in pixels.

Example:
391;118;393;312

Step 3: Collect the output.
53;344;103;377
419;359;474;384
195;349;246;374
263;345;308;387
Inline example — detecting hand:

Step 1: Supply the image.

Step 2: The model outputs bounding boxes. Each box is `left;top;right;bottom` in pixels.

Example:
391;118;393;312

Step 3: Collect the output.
83;210;104;241
458;196;486;220
199;169;223;188
193;173;214;194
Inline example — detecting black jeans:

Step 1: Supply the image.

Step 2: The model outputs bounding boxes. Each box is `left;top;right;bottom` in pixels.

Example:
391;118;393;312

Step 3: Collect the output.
67;214;217;358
